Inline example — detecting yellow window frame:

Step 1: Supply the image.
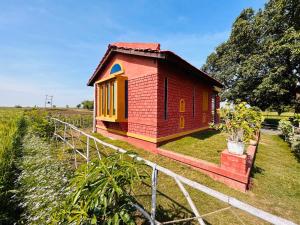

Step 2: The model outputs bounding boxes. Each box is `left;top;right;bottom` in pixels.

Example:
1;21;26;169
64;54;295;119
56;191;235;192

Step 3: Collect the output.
96;75;127;122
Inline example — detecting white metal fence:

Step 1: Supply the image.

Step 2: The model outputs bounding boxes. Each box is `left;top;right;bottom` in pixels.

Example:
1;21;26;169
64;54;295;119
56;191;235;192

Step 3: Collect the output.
51;117;297;225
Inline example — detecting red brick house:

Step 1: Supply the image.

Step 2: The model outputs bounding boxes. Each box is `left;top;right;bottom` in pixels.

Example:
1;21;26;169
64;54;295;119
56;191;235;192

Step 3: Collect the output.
87;42;222;151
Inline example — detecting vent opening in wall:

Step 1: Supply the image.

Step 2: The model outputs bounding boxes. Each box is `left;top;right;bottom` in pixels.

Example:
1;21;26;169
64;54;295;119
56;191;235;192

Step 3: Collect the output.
180;116;185;128
164;78;168;120
179;99;185;112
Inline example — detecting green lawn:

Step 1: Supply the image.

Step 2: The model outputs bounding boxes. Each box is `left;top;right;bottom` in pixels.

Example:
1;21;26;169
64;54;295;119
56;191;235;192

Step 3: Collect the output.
262;111;295;121
160;129;227;164
262;111;296;127
91;131;300;224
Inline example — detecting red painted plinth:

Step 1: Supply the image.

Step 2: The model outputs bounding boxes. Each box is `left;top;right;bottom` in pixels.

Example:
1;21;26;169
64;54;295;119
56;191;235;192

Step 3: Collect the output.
157;148;251;192
221;150;248;174
96;127;259;192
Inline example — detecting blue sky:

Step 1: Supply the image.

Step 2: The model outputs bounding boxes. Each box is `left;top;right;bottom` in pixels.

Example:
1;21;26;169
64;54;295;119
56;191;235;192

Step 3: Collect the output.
0;0;266;107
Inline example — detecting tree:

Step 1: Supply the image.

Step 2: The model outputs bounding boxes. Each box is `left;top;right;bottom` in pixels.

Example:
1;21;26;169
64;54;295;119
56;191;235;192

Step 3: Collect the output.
202;0;300;114
76;104;81;109
81;100;94;110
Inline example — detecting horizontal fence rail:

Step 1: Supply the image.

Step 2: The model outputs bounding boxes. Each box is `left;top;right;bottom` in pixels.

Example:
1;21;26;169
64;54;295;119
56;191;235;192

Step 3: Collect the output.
51;117;297;225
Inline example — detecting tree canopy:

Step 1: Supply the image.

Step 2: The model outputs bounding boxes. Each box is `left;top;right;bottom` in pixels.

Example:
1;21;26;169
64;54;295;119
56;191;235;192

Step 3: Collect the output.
202;0;300;114
81;100;94;110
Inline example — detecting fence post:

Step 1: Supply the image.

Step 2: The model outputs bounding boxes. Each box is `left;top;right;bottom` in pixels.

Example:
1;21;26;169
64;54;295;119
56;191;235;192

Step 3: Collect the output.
175;178;206;225
93;83;96;133
86;136;90;163
151;165;158;224
63;123;67;142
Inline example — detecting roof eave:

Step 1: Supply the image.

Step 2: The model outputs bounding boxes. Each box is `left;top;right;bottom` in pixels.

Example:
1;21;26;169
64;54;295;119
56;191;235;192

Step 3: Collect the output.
163;51;223;88
87;47;223;88
87;48;166;86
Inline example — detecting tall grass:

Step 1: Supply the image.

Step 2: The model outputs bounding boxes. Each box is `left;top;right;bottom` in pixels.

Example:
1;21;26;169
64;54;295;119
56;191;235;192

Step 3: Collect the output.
0;109;26;223
16;134;73;224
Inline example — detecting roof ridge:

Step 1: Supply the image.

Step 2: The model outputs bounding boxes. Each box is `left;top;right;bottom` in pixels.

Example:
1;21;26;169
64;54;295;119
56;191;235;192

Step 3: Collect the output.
110;42;160;51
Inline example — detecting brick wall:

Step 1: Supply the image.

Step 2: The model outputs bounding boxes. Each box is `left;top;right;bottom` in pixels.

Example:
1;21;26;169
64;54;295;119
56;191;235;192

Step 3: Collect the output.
95;53;158;138
157;61;215;138
127;73;158;137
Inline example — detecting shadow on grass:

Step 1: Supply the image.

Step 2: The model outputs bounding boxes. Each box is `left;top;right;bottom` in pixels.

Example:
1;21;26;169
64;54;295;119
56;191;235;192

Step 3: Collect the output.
291;148;300;163
160;129;221;147
140;203;212;225
190;129;221;140
250;165;265;178
262;118;280;128
137;182;213;225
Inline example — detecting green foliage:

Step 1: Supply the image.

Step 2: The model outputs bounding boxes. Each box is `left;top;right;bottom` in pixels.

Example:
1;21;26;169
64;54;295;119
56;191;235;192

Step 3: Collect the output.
16;134;72;224
0;110;27;224
24;109;54;139
278;119;294;141
52;153;147;225
202;0;300;114
81;100;94;110
213;102;263;143
278;118;300;160
292;114;300;127
291;136;300;161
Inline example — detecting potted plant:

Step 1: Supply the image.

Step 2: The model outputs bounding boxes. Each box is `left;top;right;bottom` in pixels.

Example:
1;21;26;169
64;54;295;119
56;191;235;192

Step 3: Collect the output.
248;107;264;146
212;102;260;155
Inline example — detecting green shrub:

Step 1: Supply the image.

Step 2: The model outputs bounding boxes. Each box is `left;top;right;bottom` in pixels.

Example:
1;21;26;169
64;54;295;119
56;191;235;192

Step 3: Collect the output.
291;135;300;161
24;109;54;139
278;119;294;142
52;153;147;225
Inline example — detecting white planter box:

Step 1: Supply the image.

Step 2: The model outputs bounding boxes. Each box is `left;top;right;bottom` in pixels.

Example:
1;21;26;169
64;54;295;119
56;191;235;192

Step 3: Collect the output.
227;140;245;155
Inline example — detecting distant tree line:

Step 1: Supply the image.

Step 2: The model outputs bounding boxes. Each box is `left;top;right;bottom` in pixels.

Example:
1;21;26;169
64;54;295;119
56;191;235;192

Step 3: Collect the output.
202;0;300;114
77;100;94;110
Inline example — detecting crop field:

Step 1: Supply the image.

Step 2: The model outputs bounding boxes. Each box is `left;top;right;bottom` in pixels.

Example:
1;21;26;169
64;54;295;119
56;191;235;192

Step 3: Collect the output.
0;109;26;223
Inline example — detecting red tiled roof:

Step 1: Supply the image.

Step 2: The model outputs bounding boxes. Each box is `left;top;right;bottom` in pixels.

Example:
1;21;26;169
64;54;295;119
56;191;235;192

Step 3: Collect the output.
111;42;160;51
87;42;223;88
